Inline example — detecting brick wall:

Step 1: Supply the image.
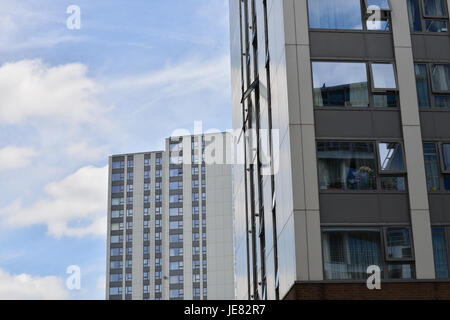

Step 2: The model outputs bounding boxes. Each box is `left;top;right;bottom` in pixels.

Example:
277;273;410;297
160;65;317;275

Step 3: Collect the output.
284;282;450;300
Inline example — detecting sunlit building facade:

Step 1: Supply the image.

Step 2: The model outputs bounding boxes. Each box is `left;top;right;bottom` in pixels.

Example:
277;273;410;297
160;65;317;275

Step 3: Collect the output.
230;0;450;299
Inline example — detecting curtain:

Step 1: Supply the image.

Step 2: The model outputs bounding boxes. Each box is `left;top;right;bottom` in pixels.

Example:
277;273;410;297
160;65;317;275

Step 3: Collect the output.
432;228;449;278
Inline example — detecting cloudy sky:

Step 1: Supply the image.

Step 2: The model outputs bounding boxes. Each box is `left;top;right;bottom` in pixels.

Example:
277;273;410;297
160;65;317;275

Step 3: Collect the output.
0;0;231;299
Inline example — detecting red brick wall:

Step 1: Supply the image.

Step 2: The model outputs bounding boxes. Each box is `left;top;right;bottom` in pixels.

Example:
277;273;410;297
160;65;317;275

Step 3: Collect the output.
284;282;450;300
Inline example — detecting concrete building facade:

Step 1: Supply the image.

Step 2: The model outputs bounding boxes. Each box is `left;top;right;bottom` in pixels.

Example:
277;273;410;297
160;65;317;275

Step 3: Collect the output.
106;133;234;300
229;0;450;299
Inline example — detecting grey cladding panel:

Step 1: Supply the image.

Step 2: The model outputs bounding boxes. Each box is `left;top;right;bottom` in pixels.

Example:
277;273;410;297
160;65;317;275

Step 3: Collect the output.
309;31;394;60
429;194;450;224
411;35;450;62
420;112;450;139
320;193;410;224
315;109;403;138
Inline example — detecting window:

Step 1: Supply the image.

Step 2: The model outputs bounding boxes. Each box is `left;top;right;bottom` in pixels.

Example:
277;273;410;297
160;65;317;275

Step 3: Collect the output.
144;171;150;179
415;64;450;108
127;172;133;180
126;222;133;230
170;289;183;299
170;168;183;177
143;259;149;267
143;220;149;228
125;273;132;281
111;197;123;207
170;155;182;165
423;142;450;191
110;235;123;244
170;248;183;257
318;141;406;191
308;0;363;30
308;0;391;30
432;228;449;278
192;193;199;201
125;286;132;295
126;197;133;205
109;287;122;295
126;234;133;243
170;275;184;284
170;261;183;271
193;288;200;298
110;273;122;282
170;234;183;243
112;160;124;169
312;62;398;108
111;223;123;231
385;228;415;279
126;184;133;192
155;170;162;178
170;142;182;152
155;157;162;165
110;248;123;256
126;260;132;268
170;181;183;190
407;0;449;32
143;286;149;294
170;220;183;230
143;272;149;281
318;142;376;190
378;142;406;191
111;210;123;218
192;180;199;188
144;196;150;204
170;207;183;217
192;206;199;215
144;158;150;166
192;167;199;175
144;183;150;191
170;194;183;203
323;228;414;280
144;208;149;216
126;209;133;217
111;185;124;194
112;173;124;181
110;261;123;269
127;160;134;168
442;143;450;172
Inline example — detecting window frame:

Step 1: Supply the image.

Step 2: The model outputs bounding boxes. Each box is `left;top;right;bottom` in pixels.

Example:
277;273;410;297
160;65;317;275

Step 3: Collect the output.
311;60;399;109
383;226;415;262
431;226;450;278
421;0;449;19
439;142;450;173
369;62;399;93
307;0;393;31
317;139;408;193
408;0;450;33
430;64;450;95
376;141;407;174
321;226;415;280
415;63;450;109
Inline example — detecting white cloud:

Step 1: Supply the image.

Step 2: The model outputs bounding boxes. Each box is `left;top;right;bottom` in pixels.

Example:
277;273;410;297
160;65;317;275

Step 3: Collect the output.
0;146;37;170
0;60;107;125
0;268;69;300
65;141;109;162
0;165;108;238
107;55;230;108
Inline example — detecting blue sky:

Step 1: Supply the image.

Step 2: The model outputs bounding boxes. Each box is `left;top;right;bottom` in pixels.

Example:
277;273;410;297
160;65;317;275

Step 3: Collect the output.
0;0;231;299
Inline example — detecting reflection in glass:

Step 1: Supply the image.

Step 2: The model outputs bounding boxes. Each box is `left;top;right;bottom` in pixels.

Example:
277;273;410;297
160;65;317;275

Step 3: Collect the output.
371;63;397;89
431;65;450;92
308;0;363;29
423;0;447;17
442;144;450;171
414;64;431;108
407;0;423;31
432;228;449;278
317;142;376;190
312;62;369;107
381;176;406;191
423;143;440;191
387;264;414;279
322;229;382;280
378;142;405;171
425;19;449;32
386;228;412;259
367;0;391;9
